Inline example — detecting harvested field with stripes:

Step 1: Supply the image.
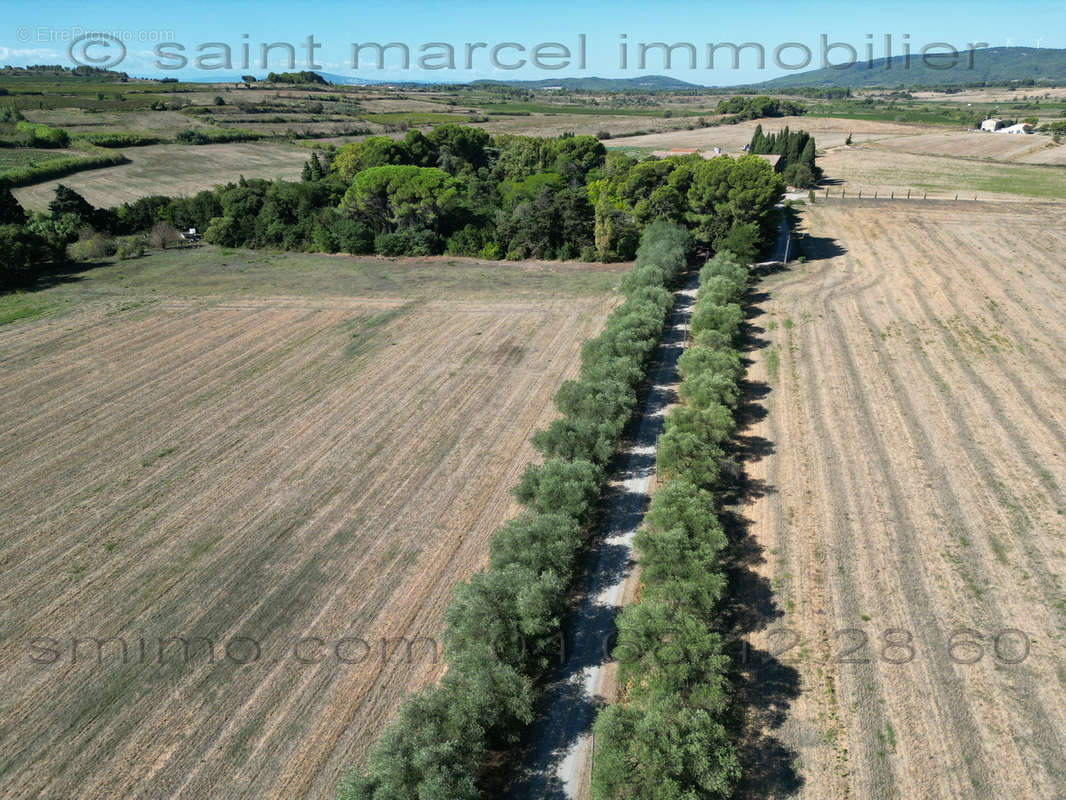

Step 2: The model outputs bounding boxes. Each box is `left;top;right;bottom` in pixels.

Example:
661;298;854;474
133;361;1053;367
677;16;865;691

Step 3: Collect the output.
740;200;1066;799
0;249;622;799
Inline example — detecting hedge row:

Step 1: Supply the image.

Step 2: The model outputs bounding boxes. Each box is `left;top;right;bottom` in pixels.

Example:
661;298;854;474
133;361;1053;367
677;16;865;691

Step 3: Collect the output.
0;150;130;189
338;221;692;800
0;121;70;148
73;132;163;148
590;249;751;800
175;127;265;145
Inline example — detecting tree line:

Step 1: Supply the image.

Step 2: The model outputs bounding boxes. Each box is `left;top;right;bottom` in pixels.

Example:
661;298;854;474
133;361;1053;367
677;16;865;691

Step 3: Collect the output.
337;221;692;800
714;95;807;122
590;249;753;799
2;123;785;289
1;108;73;149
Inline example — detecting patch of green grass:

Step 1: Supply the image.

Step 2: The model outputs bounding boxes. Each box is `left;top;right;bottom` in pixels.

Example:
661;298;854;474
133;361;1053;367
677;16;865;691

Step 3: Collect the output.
0;148;70;175
344;305;412;359
765;347;779;381
0;297;55;326
226;712;267;761
969;167;1066;200
22;247;621;303
875;721;897;757
141;445;178;468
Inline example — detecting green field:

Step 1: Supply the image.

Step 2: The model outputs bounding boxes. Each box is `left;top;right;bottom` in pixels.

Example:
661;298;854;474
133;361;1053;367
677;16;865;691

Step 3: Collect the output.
0;247;623;320
0;148;71;175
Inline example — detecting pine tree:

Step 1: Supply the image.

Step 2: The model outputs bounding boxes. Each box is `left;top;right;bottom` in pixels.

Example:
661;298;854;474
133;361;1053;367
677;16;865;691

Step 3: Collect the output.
48;184;95;223
0;186;27;226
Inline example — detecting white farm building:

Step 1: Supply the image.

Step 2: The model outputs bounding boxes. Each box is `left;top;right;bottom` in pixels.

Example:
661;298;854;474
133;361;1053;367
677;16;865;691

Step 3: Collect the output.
980;119;1032;134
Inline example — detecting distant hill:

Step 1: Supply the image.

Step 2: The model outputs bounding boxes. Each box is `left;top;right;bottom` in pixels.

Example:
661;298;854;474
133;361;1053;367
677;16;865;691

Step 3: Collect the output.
247;73;707;90
752;47;1066;89
177;73;415;86
316;73;414;86
470;75;706;91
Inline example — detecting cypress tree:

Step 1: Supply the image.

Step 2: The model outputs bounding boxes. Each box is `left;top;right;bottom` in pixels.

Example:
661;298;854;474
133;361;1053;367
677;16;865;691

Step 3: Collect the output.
749;124;765;154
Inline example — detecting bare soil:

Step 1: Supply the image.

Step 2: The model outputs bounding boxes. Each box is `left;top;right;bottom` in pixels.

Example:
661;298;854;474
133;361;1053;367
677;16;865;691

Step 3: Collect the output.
736;200;1066;799
0;251;620;799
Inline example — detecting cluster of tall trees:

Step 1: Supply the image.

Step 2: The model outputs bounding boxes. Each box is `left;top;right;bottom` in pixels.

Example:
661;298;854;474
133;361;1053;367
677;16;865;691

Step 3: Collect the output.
588;150;783;262
748;125;819;188
714;95;807;121
44;124;780;265
338;222;691;800
265;71;329;85
2;124;784;287
0;185;96;287
590;249;753;799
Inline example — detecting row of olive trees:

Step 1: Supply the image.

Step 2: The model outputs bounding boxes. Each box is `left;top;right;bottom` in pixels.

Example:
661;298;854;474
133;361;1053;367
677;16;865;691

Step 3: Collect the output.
337;221;692;800
590;249;751;799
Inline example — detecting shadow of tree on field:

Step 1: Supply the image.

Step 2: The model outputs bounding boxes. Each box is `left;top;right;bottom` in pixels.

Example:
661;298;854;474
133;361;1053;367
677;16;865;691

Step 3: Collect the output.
796;234;846;263
8;262;92;294
714;269;804;798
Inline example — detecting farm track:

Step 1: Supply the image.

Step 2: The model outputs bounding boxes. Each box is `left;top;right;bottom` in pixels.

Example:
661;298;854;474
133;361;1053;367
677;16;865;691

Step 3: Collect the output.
0;284;616;799
508;274;699;799
739;201;1066;799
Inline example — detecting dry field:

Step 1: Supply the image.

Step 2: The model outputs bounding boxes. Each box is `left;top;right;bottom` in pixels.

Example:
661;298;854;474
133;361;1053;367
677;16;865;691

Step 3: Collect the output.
605;116;943;153
22;109;206;136
0;250;623;799
868;129;1066;165
813;145;1066;200
910;87;1066;103
814;145;1066;201
604;117;1066;200
479;113;688;138
738;200;1066;799
12;142;309;210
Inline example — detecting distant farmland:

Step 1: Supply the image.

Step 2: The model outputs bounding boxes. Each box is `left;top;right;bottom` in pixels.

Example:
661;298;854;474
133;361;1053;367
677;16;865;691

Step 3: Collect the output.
0;249;623;799
11;141;309;210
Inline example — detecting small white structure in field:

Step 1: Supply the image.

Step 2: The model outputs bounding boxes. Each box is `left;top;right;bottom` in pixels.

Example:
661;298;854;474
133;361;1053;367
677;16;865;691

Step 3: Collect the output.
980;118;1003;131
998;123;1032;134
180;227;202;243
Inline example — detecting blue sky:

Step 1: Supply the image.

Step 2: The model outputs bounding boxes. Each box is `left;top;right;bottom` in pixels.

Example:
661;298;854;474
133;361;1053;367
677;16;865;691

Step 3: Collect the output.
1;0;1063;84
